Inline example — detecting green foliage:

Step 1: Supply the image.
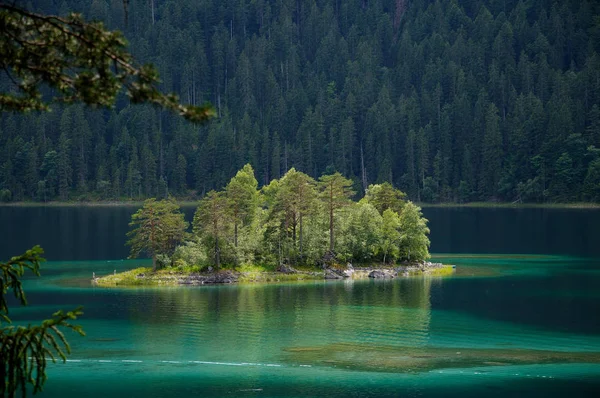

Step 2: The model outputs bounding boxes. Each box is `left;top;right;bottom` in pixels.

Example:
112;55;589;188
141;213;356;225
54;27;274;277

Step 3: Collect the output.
226;164;259;247
0;4;215;122
337;203;382;263
259;169;321;266
549;153;577;202
421;177;439;203
193;190;231;267
1;246;84;397
318;172;355;251
94;267;154;286
583;158;600;201
126;198;188;271
363;183;407;214
398;202;431;262
481;103;503;199
0;189;10;202
274;168;318;258
379;209;402;264
172;239;208;269
178;166;430;268
4;1;597;204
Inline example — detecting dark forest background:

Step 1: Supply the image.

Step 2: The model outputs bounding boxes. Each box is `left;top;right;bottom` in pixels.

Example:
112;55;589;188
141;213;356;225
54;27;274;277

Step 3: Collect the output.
1;0;600;203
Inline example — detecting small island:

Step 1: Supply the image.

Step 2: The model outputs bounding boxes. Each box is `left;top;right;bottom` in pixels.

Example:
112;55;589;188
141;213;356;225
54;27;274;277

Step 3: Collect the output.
96;165;453;287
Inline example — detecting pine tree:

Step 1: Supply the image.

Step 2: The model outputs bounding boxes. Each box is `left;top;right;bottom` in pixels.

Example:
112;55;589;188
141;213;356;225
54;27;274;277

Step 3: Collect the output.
318;172;355;252
126;199;188;271
57;131;72;200
174;154;187;195
226;164;259;248
276;168;318;258
481;103;502;198
193;191;230;268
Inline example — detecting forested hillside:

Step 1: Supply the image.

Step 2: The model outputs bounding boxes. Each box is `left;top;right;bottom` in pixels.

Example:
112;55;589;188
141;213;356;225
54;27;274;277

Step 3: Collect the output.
1;0;600;203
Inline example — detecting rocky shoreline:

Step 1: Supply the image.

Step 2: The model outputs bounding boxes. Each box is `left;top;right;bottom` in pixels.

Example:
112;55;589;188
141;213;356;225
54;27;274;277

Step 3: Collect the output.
323;261;453;280
93;262;454;287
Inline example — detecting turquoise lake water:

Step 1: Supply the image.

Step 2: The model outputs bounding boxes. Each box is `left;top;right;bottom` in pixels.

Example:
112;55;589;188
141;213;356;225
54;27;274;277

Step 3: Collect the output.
2;207;600;397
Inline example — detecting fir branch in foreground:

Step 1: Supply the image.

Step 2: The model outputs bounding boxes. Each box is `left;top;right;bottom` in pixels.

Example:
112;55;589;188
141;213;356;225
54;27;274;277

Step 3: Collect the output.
1;246;85;397
0;3;215;123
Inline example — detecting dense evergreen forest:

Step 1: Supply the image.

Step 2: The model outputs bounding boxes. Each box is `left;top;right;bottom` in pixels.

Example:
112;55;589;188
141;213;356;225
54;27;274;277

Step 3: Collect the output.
1;0;600;203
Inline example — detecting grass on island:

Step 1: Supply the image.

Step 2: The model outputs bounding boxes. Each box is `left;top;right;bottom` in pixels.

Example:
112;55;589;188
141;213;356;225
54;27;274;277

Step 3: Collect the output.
95;264;326;287
95;267;155;286
236;263;324;283
95;263;454;287
421;265;455;277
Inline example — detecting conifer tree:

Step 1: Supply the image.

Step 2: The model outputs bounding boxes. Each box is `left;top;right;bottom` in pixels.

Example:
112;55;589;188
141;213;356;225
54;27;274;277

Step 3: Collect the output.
126;199;188;271
277;168;318;257
226;164;259;247
1;247;84;397
318;172;355;252
193;191;229;268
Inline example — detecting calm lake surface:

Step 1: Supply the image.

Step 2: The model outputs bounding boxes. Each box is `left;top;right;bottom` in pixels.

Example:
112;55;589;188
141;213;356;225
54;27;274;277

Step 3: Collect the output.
2;206;600;397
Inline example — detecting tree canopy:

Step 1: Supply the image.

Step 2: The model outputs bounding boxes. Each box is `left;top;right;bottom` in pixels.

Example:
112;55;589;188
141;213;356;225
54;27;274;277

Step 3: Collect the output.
226;164;259;247
193;190;230;267
126;198;188;271
0;3;214;121
2;0;599;204
166;166;429;270
318;172;355;252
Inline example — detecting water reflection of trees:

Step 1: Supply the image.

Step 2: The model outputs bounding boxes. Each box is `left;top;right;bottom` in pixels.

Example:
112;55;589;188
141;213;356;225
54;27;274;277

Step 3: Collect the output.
124;279;434;360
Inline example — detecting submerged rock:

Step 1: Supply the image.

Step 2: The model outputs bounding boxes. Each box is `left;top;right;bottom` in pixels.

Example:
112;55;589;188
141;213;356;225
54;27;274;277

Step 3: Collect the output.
283;342;600;373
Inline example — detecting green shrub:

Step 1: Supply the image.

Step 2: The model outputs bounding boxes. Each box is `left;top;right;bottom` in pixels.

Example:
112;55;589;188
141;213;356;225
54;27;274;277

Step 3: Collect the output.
0;189;12;202
172;240;208;267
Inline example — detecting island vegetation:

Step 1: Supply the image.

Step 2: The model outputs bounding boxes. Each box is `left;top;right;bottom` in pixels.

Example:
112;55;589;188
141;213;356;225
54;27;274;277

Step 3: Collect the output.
97;164;452;287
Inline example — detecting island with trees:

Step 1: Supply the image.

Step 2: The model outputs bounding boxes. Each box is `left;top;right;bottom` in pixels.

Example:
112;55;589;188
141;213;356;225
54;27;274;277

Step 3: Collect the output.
96;165;452;287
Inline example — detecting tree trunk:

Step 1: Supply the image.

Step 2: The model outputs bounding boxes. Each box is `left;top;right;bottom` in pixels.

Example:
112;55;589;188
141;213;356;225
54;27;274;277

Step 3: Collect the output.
292;214;297;245
234;222;238;247
299;212;304;257
152;255;157;272
329;184;334;251
215;236;220;268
